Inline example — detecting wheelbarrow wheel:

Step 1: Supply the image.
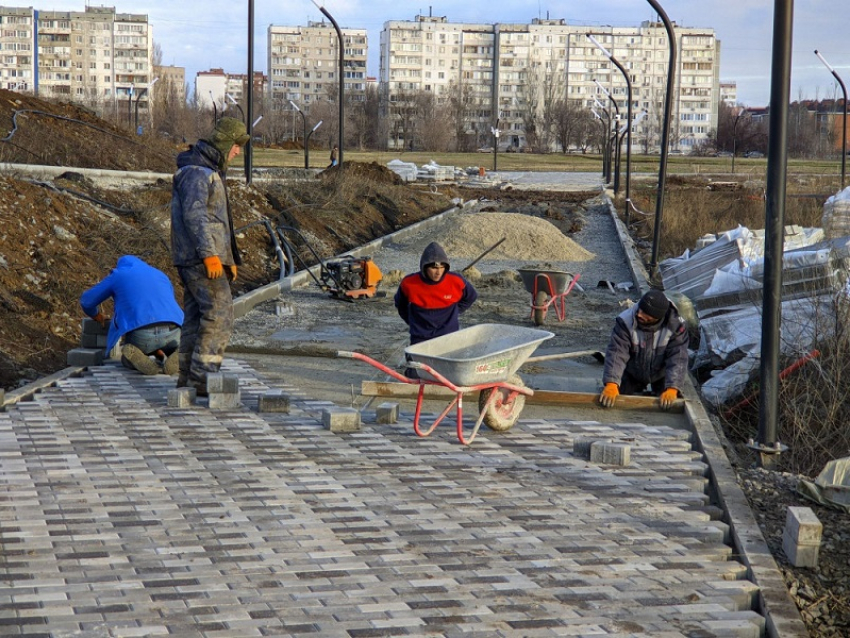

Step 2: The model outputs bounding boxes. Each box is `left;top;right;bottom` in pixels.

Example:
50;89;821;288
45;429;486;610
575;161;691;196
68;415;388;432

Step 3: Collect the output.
533;290;549;326
478;374;526;432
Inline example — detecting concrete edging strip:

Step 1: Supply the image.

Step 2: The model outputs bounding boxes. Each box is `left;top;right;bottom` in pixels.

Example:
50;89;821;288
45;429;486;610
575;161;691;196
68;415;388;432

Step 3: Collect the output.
607;196;806;636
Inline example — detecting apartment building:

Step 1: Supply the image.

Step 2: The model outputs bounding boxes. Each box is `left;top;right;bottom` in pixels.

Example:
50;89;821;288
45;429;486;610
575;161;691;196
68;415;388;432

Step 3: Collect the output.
380;15;721;152
267;21;367;111
0;5;153;109
195;67;267;117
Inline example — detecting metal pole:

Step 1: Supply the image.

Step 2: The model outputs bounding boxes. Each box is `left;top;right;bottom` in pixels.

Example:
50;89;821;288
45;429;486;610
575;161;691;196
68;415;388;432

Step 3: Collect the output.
246;0;254;185
306;120;323;169
290;101;308;169
493;118;499;171
609;57;633;212
134;88;148;133
756;0;794;469
314;2;344;171
645;0;677;279
814;50;847;189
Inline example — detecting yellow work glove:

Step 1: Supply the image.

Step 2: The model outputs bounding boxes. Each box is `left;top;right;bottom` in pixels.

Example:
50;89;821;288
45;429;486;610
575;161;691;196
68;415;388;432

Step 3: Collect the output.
599;382;619;408
226;264;237;282
92;312;109;328
203;255;224;279
660;388;678;410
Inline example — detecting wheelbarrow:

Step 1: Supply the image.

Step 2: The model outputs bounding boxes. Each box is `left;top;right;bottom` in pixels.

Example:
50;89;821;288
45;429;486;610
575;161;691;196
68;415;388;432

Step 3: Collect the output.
338;323;553;445
517;268;581;326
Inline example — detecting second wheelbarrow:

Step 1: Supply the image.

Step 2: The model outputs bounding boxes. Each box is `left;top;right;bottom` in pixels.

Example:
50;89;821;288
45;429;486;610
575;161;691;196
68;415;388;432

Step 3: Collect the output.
338;323;553;445
517;268;581;326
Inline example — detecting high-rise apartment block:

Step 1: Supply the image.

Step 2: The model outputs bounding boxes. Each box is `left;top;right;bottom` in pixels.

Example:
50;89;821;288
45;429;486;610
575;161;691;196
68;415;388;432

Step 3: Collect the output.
267;21;367;110
380;15;721;152
0;5;153;107
195;68;267;113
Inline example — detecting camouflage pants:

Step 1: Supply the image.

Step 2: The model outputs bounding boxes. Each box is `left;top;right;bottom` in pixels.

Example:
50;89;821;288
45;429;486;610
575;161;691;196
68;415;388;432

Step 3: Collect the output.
177;264;233;392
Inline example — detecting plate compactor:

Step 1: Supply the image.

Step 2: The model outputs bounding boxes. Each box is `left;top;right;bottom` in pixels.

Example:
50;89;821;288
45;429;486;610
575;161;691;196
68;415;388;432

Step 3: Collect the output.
320;255;383;300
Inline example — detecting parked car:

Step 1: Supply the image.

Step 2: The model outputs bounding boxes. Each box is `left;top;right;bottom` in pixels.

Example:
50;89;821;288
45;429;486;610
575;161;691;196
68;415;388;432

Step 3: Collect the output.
669;149;684;155
716;151;733;157
477;146;494;153
744;151;765;158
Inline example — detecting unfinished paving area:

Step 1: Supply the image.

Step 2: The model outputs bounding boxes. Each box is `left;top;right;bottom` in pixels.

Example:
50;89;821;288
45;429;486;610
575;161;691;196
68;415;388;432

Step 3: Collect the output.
2;361;774;637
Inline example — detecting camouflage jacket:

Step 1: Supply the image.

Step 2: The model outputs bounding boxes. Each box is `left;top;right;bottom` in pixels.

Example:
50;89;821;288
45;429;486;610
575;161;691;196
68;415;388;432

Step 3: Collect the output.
170;140;241;268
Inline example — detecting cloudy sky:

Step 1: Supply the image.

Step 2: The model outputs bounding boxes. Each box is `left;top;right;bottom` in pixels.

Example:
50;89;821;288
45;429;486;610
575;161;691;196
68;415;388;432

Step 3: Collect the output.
48;1;849;106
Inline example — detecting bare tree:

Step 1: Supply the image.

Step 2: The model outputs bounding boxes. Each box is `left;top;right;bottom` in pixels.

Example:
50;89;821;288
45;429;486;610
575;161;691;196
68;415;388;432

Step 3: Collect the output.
447;80;476;152
538;52;564;153
551;98;591;153
518;57;541;152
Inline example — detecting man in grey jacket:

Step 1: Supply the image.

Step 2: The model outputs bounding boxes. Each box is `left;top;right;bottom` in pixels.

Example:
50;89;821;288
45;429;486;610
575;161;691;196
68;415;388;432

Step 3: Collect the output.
170;117;248;396
599;289;688;410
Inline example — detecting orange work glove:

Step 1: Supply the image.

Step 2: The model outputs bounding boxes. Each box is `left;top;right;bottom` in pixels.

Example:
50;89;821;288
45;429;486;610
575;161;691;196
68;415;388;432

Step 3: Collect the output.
203;255;224;279
599;382;619;408
660;388;679;410
92;312;109;328
226;264;237;282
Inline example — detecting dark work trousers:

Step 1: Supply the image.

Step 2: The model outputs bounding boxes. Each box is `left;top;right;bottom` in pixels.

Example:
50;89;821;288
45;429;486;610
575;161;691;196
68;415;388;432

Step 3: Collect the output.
176;264;233;392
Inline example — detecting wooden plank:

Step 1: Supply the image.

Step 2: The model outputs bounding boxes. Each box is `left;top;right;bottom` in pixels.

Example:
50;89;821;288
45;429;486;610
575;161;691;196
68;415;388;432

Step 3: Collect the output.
360;381;685;412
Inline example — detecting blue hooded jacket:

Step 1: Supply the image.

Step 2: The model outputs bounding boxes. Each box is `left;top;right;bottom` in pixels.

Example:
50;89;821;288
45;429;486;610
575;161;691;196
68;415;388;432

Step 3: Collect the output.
80;256;184;352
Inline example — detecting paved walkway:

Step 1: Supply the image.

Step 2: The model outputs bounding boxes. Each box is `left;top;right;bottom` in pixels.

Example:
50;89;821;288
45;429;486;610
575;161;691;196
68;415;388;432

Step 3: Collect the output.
2;360;771;637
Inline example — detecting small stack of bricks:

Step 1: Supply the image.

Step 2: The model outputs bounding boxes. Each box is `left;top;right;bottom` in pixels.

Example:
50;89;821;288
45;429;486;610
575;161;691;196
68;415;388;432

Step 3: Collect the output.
207;373;240;409
66;317;109;366
782;506;822;568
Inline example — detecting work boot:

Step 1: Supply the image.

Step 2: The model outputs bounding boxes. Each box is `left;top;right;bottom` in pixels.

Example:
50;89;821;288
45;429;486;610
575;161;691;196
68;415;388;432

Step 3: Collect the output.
121;344;160;376
163;352;179;376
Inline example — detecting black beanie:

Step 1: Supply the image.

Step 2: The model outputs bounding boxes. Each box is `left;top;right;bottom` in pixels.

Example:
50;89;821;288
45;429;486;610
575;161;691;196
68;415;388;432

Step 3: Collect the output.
638;289;670;321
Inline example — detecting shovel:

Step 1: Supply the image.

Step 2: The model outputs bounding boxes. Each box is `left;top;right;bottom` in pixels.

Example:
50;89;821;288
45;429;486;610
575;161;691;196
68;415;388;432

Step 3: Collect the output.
524;349;605;365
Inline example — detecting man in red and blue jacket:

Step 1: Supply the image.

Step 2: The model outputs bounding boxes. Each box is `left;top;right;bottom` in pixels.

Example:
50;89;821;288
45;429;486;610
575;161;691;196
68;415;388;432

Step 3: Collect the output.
394;241;478;345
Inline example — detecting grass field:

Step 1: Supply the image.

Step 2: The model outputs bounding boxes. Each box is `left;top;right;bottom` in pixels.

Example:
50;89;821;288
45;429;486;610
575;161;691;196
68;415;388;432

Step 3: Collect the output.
251;146;848;180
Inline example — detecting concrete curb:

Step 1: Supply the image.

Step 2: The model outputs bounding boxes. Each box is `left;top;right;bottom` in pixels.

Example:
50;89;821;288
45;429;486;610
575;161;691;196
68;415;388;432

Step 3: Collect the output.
609;197;807;637
1;366;86;409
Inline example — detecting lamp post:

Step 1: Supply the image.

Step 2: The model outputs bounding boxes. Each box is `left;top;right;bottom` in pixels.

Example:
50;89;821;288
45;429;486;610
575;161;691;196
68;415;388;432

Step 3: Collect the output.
127;83;134;130
731;108;748;174
306;120;323;168
290;99;307;159
209;91;217;125
134;77;158;134
226;93;245;123
593;97;612;183
589;34;634;211
595;79;621;194
311;0;344;172
645;0;677;279
492;116;500;171
815;49;847;189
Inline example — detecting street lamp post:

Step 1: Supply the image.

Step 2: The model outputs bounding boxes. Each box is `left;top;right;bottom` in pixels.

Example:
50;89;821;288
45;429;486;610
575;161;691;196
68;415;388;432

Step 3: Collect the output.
134;77;158;134
815;49;847;189
311;0;344;171
127;83;134;130
595;79;621;194
589;34;634;212
593;98;612;183
645;0;678;279
226;93;245;123
731;108;748;174
209;91;217;125
306;120;323;168
290;100;307;164
492;117;500;171
591;108;607;179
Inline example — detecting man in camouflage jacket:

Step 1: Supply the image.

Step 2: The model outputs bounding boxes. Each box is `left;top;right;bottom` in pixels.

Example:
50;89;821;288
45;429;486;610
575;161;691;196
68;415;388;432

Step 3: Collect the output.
170;116;249;396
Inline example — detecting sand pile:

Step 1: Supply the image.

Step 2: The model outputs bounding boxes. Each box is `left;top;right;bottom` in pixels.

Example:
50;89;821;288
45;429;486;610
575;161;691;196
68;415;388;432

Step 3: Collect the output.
433;212;594;262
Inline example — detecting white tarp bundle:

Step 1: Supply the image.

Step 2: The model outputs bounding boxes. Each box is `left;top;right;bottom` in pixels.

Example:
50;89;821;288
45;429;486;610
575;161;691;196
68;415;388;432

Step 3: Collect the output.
822;186;850;239
798;457;850;512
386;159;417;182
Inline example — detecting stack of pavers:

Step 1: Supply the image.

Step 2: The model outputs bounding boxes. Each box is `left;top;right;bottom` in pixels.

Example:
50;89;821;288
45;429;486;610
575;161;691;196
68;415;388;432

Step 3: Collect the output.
66;317;110;367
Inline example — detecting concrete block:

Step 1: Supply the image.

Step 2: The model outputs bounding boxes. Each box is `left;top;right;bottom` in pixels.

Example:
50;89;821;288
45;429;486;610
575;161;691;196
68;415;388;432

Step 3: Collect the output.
207;373;239;394
82;317;108;335
375;402;399;424
322;407;361;433
258;391;291;413
208;392;240;409
573;436;601;459
782;530;820;568
66;348;104;366
81;332;108;349
784;506;822;544
590;441;631;466
167;387;196;407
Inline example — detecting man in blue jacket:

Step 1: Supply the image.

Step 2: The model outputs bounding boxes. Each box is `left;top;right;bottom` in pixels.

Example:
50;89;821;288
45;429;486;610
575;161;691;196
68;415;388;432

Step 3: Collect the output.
394;241;478;346
599;289;688;410
80;255;184;375
171;116;248;396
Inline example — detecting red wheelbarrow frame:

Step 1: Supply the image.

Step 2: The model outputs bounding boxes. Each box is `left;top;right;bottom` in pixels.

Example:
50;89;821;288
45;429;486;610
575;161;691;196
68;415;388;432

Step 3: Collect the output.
528;272;581;322
338;350;534;445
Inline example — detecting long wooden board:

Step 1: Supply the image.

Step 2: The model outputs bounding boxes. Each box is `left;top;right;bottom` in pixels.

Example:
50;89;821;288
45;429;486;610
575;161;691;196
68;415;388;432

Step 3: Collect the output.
360;381;685;413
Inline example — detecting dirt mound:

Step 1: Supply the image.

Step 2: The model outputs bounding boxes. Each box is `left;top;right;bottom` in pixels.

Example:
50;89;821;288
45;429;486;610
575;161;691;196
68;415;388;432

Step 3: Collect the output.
436;212;595;262
0;88;176;172
320;161;403;186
